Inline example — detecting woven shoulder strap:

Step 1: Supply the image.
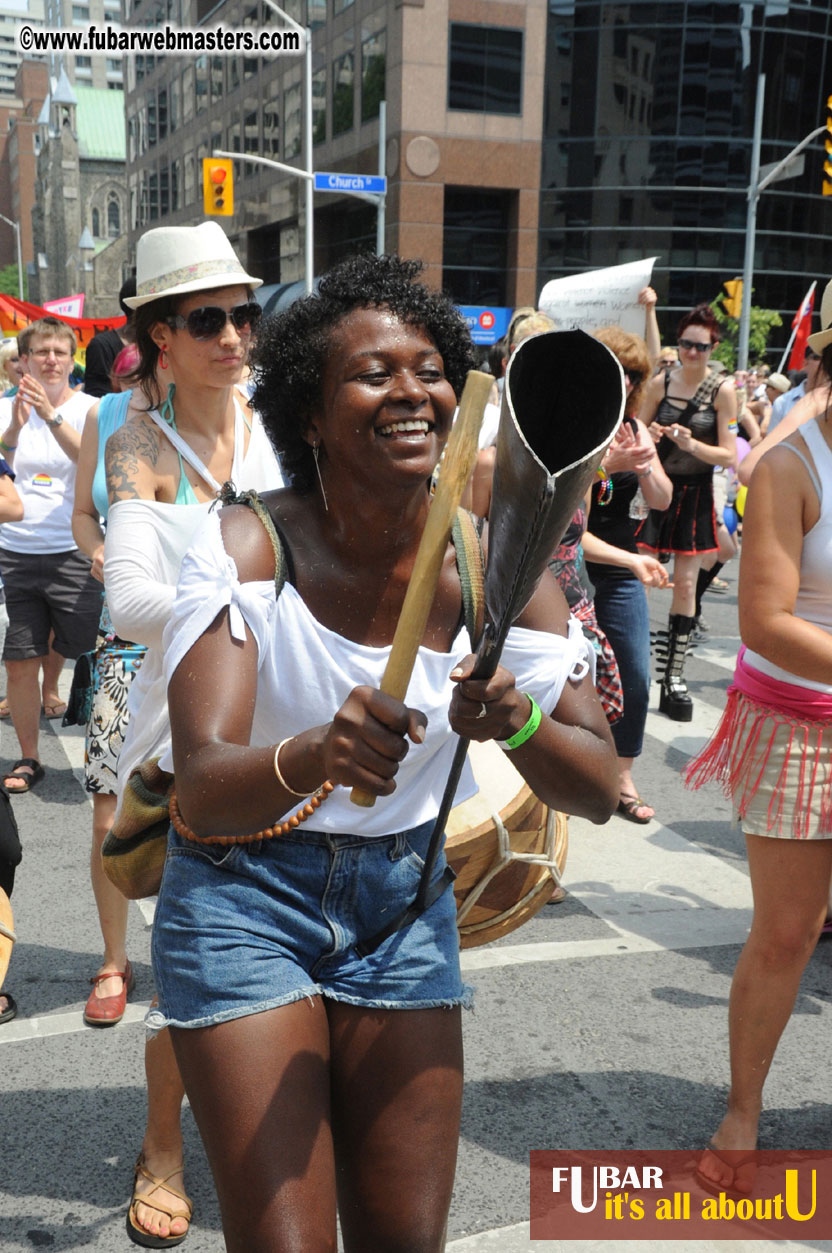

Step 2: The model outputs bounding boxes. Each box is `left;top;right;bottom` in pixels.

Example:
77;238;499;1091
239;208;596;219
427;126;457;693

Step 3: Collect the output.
220;493;483;647
451;506;485;650
220;487;287;599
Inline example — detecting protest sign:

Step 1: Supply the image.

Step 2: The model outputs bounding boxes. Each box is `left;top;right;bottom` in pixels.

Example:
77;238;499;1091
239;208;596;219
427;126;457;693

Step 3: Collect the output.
539;257;658;335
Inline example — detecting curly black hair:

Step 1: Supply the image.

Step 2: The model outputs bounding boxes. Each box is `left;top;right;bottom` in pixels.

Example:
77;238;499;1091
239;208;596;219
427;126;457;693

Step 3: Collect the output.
251;253;476;491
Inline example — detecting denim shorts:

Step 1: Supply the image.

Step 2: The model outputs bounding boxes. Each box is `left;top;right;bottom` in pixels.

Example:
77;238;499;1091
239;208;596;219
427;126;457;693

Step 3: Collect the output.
148;819;473;1031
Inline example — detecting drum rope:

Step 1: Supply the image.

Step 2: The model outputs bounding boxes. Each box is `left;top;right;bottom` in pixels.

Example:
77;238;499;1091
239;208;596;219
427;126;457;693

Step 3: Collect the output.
455;808;564;925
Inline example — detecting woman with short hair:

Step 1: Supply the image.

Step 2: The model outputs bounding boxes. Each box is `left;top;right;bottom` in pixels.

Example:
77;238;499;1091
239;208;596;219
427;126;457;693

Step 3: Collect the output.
151;253;618;1249
638;303;737;720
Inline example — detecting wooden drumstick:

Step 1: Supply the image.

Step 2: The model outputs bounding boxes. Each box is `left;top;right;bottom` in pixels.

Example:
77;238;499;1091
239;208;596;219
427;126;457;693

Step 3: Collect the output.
350;369;493;808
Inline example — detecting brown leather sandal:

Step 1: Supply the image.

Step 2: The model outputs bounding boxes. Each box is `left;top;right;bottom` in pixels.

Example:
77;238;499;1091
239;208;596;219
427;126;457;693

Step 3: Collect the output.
127;1153;193;1248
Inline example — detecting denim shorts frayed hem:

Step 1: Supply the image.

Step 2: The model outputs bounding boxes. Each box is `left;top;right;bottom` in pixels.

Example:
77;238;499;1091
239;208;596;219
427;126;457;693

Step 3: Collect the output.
151;818;473;1026
146;985;474;1032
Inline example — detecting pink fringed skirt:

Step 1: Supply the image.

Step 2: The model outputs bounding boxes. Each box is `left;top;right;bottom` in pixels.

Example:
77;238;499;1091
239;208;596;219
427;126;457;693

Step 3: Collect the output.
686;687;832;840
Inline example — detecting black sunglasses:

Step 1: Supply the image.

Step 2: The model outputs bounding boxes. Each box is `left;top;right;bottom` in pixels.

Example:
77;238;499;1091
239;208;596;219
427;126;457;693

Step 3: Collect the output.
165;301;262;340
678;337;712;353
805;347;820;361
624;369;644;386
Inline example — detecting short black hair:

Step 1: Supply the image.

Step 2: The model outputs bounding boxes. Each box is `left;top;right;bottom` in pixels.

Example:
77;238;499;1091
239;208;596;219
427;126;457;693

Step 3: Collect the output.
119;276;137;320
251;253;475;491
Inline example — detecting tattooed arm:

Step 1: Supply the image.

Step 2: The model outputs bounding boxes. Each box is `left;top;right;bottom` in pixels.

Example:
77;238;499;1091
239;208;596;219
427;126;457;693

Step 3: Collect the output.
103;414;182;647
105;414;161;504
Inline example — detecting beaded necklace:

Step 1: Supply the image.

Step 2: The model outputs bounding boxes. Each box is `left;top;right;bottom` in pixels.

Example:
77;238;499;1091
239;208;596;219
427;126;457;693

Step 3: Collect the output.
170;780;335;847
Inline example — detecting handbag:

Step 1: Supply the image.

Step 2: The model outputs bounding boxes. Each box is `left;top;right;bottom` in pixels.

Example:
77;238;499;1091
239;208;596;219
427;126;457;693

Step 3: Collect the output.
61;650;96;727
101;757;174;899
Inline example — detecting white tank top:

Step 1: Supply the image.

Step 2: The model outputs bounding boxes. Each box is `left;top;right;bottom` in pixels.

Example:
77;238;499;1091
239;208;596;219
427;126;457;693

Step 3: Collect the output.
745;418;832;692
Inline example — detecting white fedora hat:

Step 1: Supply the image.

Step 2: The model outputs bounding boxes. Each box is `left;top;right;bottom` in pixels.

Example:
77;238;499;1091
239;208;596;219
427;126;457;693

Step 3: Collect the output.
806;277;832;355
124;221;262;310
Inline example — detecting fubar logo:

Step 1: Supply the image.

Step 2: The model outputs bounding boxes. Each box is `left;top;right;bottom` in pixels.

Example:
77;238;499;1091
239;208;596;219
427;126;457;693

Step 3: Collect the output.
530;1150;830;1241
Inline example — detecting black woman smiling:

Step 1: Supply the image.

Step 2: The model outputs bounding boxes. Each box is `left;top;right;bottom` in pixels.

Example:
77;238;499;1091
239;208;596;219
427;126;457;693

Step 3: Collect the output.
150;253;619;1251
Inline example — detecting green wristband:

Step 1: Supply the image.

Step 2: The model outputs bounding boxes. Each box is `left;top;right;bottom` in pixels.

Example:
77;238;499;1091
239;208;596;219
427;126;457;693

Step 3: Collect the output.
0;439;17;453
503;694;542;750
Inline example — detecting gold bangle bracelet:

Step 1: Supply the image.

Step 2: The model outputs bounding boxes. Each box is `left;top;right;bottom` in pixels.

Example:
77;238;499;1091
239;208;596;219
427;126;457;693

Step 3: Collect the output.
273;738;309;797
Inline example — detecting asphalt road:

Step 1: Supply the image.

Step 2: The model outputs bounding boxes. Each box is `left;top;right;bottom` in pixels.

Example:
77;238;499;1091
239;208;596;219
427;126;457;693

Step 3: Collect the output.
1;559;831;1252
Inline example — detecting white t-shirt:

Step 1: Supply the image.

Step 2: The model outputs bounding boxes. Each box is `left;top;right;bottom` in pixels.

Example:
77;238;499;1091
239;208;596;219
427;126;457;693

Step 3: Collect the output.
0;390;94;553
159;507;594;838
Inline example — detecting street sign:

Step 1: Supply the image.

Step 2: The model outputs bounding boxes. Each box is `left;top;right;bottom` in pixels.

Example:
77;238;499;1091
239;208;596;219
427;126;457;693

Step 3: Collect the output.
459;305;512;346
313;171;387;195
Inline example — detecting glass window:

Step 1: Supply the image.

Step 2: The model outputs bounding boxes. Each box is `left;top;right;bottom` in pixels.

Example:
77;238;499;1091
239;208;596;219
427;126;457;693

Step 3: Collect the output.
308;0;326;31
448;23;523;115
149;169;159;221
262;99;279;156
170;76;180;130
107;195;120;236
182;66;195;123
92;207;100;236
334;0;353;12
443;187;511;305
158;87;168;141
361;28;385;123
211;57;223;104
71;5;89;22
147;90;157;146
332;50;354;137
244;101;260;172
106;57;122;73
184;151;195;206
75;55;91;67
195;56;208;115
284;79;301;159
171;158;180;212
313;65;326;145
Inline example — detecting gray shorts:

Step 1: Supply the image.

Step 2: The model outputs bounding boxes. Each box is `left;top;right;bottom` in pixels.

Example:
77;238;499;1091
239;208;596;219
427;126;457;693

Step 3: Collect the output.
0;547;103;661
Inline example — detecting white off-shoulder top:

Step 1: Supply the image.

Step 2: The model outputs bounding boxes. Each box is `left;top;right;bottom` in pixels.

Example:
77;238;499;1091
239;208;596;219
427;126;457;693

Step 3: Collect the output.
159;507;595;838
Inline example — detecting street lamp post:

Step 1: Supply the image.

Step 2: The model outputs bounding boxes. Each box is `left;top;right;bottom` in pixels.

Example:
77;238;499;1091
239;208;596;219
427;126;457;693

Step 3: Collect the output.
262;0;314;295
738;73;826;369
0;212;23;301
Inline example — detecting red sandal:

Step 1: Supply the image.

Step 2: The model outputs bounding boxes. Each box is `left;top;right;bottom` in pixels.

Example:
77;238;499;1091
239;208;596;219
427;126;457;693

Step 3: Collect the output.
84;958;134;1026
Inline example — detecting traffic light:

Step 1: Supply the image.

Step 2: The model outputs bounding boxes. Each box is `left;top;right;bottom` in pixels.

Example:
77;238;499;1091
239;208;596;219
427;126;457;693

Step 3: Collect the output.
823;94;832;195
722;278;743;319
203;158;234;216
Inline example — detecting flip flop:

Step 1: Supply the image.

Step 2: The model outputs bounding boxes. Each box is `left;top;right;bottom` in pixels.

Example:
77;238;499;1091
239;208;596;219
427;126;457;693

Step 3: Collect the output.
695;1142;757;1201
3;759;45;794
0;700;9;720
616;794;654;825
42;701;67;720
0;991;17;1024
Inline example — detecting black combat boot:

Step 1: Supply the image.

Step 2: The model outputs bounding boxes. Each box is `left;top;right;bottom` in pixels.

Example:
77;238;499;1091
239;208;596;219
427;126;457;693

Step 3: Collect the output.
657;613;695;722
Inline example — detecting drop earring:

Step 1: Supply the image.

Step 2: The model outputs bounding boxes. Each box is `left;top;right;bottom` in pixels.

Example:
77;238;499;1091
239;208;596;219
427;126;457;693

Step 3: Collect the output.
159;347;168;370
313;442;328;512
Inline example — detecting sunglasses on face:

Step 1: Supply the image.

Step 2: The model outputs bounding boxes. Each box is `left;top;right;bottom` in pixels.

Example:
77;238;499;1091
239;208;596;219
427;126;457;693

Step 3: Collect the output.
165;301;262;340
678;338;712;353
624;369;644;386
805;348;820;361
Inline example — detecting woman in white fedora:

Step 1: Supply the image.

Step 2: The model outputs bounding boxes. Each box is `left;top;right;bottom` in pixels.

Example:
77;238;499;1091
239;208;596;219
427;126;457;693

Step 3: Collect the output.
689;278;832;1194
101;220;283;1247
